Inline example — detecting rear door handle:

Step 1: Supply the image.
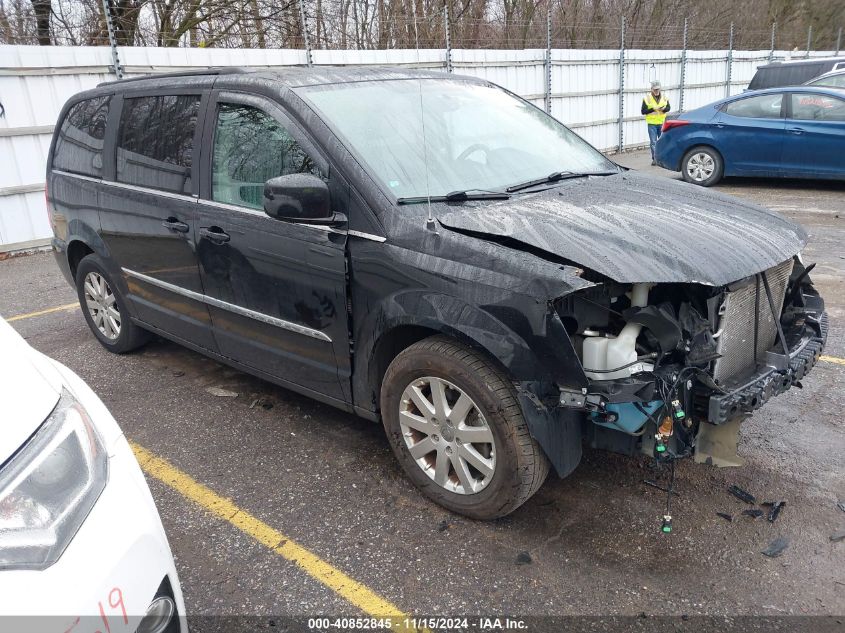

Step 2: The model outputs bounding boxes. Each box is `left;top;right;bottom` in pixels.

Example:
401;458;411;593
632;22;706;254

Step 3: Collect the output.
788;127;804;135
714;123;726;128
199;226;230;245
162;217;190;233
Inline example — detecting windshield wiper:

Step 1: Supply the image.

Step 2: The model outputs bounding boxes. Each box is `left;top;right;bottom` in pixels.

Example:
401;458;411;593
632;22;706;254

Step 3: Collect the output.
397;189;511;205
505;170;619;193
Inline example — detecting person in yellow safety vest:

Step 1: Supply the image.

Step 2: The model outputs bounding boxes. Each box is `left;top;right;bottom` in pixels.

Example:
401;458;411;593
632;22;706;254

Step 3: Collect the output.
642;80;670;165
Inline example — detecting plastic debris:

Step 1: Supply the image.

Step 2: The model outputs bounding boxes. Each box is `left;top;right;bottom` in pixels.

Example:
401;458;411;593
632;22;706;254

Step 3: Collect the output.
767;501;785;523
727;484;756;504
437;520;450;532
830;529;845;543
206;387;238;398
837;501;845;513
716;512;733;522
762;537;789;558
516;551;533;565
742;509;764;519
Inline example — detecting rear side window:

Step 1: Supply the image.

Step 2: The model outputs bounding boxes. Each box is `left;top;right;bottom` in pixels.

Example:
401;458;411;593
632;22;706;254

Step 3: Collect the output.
116;95;201;194
791;94;845;121
212;103;320;209
723;94;783;119
53;96;110;178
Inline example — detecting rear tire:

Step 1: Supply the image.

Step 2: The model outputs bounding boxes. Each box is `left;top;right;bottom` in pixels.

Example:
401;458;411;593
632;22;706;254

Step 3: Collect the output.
681;146;723;186
76;254;149;354
381;336;549;520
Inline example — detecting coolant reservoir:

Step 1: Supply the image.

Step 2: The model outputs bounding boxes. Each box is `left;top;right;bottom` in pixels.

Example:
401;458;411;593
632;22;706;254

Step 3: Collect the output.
583;283;651;381
582;336;608;380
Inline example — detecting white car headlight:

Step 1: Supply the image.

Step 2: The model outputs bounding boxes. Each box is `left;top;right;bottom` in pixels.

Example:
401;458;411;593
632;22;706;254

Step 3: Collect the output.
0;389;108;570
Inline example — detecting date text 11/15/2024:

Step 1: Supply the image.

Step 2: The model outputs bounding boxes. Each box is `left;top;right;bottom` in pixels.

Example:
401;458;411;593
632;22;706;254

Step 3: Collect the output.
307;617;528;631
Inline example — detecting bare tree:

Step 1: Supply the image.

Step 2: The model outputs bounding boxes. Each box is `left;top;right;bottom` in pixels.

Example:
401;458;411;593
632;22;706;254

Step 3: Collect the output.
30;0;50;43
2;0;844;50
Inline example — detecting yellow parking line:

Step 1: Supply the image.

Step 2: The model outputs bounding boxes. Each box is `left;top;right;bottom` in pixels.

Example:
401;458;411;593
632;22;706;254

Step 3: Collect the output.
6;302;78;322
820;355;845;366
130;442;417;627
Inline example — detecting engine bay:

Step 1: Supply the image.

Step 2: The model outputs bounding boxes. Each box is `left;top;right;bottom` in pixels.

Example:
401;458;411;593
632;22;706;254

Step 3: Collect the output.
556;255;827;460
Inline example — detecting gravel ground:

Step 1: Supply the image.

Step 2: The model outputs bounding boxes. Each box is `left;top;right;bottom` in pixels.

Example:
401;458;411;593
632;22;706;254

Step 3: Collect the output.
2;149;843;621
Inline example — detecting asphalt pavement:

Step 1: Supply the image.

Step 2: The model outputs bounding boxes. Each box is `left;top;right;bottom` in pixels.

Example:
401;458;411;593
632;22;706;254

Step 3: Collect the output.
2;149;844;624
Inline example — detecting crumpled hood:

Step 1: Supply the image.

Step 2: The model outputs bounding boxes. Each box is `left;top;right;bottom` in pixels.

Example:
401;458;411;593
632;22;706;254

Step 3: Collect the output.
438;172;807;286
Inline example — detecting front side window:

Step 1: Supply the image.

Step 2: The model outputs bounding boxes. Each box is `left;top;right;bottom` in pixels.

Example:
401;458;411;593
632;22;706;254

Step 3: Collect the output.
723;94;784;119
116;95;200;194
300;79;615;200
790;93;845;121
212;104;320;209
53;96;110;177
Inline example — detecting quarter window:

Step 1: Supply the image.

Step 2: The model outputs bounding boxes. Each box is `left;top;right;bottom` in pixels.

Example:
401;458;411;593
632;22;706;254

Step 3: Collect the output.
212;103;320;209
790;93;845;121
53;96;110;177
723;94;783;119
116;95;200;194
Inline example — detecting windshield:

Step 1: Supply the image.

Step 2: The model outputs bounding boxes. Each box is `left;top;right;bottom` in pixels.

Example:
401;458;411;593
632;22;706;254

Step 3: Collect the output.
300;79;616;200
807;74;845;88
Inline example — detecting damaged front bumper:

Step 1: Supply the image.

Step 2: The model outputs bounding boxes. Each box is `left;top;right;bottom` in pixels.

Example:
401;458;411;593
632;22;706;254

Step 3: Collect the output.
546;289;828;472
707;311;828;424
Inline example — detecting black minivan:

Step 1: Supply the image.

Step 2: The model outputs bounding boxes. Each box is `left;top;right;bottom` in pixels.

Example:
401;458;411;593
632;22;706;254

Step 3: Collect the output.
748;57;845;90
48;67;827;520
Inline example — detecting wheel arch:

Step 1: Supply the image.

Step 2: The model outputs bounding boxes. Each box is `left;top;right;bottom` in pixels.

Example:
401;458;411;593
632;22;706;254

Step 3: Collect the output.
368;314;583;481
674;137;722;171
354;291;561;418
64;219;111;279
67;240;94;280
368;322;518;410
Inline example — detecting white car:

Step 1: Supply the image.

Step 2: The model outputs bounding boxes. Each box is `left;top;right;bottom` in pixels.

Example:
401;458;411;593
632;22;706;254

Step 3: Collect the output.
0;316;186;633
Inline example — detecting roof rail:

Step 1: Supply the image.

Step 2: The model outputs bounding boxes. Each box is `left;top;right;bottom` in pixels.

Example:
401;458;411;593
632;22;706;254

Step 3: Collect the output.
98;67;249;88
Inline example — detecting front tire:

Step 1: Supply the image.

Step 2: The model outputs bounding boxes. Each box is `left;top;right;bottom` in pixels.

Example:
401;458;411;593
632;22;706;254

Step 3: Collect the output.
381;336;549;520
681;146;723;186
76;254;149;353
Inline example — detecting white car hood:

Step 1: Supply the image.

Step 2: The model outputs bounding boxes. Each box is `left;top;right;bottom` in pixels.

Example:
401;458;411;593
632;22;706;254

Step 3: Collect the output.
0;318;63;465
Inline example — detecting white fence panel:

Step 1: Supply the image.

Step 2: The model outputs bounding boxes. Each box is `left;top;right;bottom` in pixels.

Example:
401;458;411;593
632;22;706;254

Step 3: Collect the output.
0;44;840;250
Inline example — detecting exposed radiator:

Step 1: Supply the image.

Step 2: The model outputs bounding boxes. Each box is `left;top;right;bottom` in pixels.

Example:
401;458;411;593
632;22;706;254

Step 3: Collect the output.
712;259;794;385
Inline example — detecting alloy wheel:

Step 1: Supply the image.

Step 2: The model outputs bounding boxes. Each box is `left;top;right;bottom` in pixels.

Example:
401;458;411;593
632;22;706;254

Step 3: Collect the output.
83;271;121;340
398;376;496;495
687;152;715;182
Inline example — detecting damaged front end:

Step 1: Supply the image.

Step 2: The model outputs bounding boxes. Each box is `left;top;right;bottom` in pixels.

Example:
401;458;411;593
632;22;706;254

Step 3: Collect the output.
554;256;827;467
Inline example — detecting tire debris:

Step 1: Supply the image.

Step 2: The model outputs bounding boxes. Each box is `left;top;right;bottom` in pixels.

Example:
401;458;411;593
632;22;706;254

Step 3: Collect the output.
767;501;785;523
728;484;756;504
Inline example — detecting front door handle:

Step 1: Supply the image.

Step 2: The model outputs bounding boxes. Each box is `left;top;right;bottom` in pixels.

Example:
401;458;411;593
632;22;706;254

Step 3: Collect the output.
162;217;190;233
714;123;726;128
787;127;805;135
199;226;231;245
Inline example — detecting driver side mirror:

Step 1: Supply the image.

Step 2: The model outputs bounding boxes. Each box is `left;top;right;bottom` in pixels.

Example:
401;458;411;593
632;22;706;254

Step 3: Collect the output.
263;174;341;225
